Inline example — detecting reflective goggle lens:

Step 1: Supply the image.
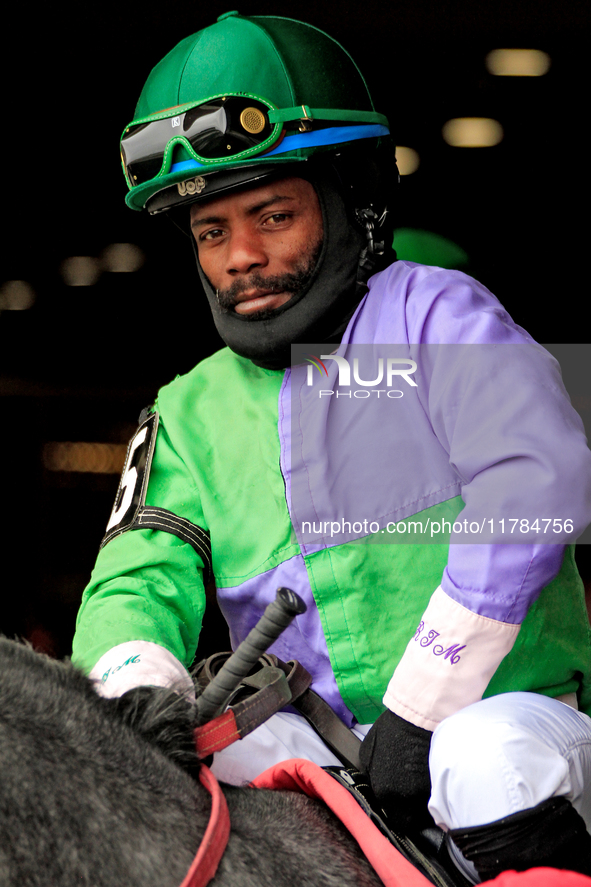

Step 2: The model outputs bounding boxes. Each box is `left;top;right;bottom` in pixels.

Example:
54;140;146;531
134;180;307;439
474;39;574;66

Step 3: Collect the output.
121;96;278;185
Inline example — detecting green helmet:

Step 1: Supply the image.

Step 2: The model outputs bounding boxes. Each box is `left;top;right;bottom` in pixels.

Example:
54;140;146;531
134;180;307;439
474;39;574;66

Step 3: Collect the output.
120;10;393;215
121;11;398;370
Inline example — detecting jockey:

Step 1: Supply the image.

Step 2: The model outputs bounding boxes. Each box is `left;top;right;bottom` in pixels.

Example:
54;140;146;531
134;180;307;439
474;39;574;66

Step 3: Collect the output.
72;11;591;883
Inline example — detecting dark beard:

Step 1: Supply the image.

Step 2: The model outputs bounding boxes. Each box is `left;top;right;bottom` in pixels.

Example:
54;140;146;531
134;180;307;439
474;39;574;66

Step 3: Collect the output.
214;236;323;321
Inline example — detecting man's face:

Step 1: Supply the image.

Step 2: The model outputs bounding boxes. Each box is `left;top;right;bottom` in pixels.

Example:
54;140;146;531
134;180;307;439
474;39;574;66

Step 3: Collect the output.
190;177;323;319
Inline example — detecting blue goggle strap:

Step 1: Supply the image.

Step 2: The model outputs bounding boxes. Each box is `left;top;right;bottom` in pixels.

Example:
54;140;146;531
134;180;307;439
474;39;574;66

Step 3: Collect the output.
169;124;390;175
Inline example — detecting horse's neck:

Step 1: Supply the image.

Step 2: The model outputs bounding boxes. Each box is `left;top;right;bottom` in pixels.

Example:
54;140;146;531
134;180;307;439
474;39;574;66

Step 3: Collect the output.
220;784;383;887
0;640;382;887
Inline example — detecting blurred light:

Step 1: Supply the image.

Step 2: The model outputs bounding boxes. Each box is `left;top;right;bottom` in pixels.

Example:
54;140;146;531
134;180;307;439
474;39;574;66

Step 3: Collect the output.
442;117;503;147
101;242;145;273
60;256;102;286
396;146;420;175
0;280;35;310
43;441;127;474
394;228;469;269
486;49;551;77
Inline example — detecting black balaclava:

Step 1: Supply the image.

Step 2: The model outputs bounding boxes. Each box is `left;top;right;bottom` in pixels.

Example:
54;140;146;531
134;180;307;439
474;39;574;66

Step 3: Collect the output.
193;166;377;370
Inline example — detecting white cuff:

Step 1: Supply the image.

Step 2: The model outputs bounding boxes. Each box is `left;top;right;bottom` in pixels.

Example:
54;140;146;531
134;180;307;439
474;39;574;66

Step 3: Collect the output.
384;586;520;730
89;640;195;700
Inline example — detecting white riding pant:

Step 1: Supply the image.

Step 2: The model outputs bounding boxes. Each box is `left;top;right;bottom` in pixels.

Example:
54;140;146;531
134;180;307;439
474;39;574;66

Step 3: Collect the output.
210;710;372;785
428;691;591;831
427;692;591;883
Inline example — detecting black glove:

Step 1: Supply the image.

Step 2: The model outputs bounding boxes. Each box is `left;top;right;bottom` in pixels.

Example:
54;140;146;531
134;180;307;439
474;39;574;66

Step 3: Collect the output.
359;708;434;832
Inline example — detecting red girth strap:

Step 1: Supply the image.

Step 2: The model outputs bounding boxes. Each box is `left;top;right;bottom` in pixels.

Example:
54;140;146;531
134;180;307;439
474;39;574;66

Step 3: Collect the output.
179;765;230;887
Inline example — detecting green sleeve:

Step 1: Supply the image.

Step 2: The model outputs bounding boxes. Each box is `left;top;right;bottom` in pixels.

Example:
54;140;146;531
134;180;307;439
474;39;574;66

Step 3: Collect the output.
72;410;207;674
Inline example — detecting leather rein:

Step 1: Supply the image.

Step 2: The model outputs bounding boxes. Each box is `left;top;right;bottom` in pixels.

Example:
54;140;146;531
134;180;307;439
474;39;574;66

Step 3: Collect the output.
179;765;230;887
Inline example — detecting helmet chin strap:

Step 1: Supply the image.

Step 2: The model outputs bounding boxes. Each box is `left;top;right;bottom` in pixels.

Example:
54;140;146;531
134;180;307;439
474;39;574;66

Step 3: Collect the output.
192;173;393;370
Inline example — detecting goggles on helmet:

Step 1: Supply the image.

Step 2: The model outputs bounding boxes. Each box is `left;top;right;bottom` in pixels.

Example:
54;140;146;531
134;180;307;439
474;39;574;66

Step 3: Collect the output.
121;92;389;191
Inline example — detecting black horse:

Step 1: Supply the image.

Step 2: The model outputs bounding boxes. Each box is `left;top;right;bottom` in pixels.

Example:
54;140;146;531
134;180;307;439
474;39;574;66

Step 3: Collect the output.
0;637;386;887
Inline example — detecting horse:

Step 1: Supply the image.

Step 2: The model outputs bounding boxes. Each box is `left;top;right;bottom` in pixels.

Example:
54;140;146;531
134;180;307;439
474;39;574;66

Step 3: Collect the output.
0;637;386;887
4;637;589;887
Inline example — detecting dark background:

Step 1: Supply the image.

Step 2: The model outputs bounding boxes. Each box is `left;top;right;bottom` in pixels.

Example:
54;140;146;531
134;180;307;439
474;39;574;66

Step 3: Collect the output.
1;0;589;657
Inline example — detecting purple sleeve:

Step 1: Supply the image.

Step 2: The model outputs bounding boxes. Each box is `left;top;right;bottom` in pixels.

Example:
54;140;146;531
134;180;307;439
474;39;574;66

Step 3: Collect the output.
403;265;591;624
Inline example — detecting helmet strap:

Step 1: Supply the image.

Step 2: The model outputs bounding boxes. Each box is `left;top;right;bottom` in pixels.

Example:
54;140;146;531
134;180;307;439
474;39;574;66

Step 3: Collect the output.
355;206;393;291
